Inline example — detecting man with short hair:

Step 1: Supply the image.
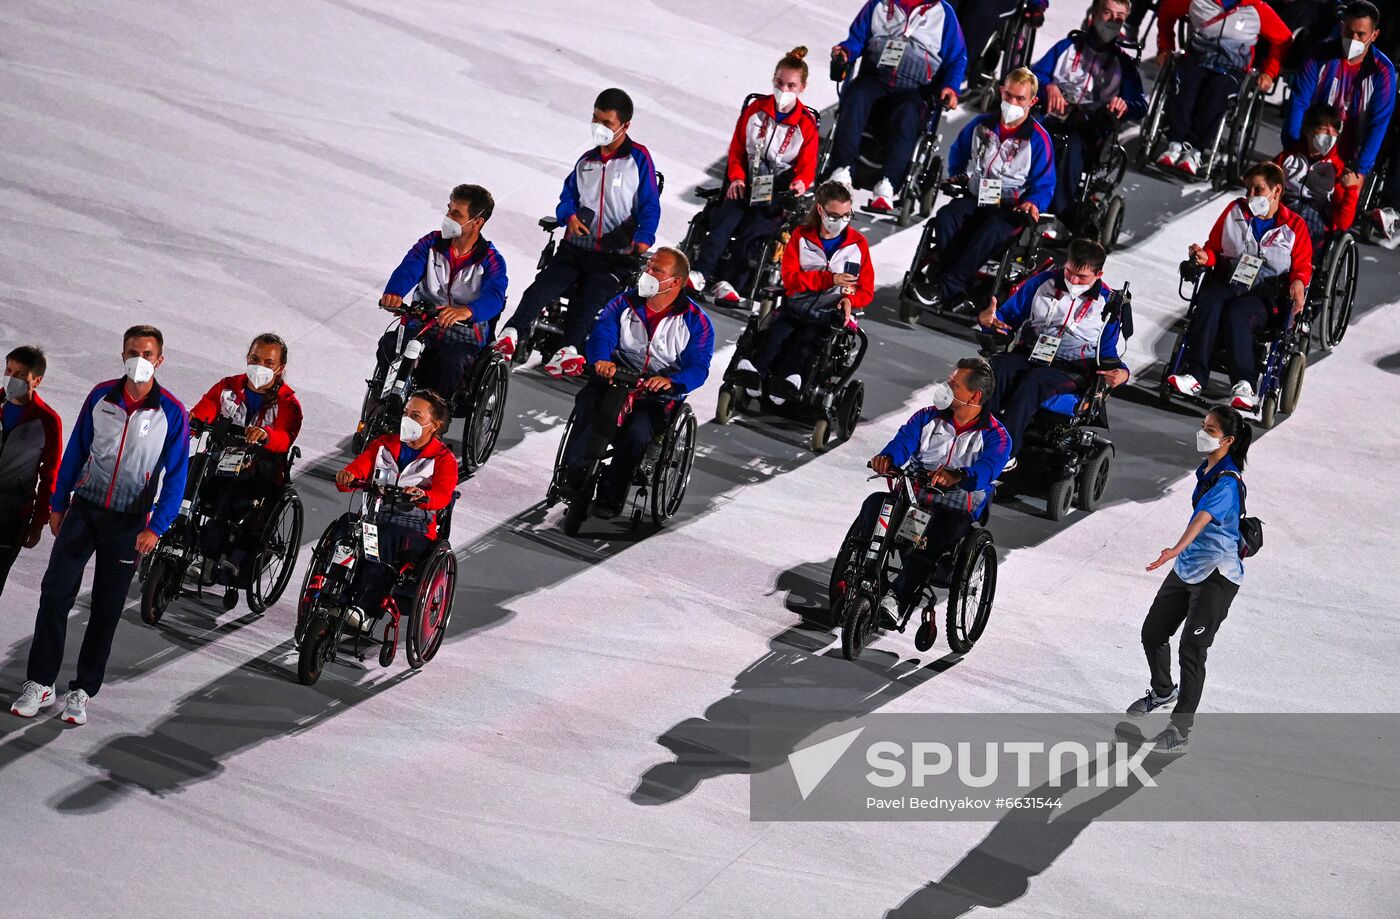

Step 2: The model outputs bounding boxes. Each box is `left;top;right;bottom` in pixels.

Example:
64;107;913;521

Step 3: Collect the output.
562;246;714;519
378;183;508;401
11;325;189;726
495;88;662;377
0;345;62;597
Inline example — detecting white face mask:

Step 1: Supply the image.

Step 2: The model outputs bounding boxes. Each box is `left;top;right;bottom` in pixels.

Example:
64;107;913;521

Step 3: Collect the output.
1346;38;1368;60
820;209;851;237
590;121;617;147
124;356;156;384
1196;429;1221;453
1000;101;1026;125
400;415;424;443
2;374;28;402
930;381;955;410
637;271;662;298
773;88;798;111
440;215;463;239
1310;132;1337;155
245;364;276;390
1246;194;1272;218
1064;273;1094;298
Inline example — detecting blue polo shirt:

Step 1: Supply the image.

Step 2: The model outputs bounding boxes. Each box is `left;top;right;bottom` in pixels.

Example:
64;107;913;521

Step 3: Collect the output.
1174;456;1245;585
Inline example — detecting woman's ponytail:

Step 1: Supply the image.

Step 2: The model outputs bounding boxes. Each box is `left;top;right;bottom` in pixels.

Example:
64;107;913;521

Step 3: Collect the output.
1208;406;1253;470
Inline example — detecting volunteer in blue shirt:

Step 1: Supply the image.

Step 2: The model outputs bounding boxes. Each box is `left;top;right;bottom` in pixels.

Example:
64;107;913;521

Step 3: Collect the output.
1127;406;1253;754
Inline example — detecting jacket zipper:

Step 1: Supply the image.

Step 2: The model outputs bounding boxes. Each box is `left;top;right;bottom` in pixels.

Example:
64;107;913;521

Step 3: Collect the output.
104;409;134;508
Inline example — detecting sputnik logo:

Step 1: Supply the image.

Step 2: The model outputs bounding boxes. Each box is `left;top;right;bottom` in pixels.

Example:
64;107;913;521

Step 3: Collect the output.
787;727;865;800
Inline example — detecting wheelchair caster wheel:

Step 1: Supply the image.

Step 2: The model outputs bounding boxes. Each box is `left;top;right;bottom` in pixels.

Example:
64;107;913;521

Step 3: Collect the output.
914;620;937;653
222;589;239;611
379;621;398;668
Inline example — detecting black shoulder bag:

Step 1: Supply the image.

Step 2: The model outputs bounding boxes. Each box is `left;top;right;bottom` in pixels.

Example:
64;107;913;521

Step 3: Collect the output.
1211;470;1263;558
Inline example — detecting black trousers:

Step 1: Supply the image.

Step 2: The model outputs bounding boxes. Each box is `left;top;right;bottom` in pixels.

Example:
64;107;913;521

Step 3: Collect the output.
1142;569;1240;728
828;75;928;185
1164;57;1241;149
0;513;26;599
1187;279;1271;386
949;0;1021;70
933;196;1022;301
989;351;1082;457
503;244;630;350
375;328;481;403
563;380;671;503
26;500;146;696
692;197;786;290
857;491;973;607
339;518;430;615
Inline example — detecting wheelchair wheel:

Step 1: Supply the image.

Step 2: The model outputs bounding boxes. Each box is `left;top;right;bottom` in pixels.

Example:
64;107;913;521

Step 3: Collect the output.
1135;58;1174;169
1099;196;1125;253
1319;233;1359;352
841;590;878;661
898;289;923;325
1159;330;1189;405
296;519;344;644
1260;391;1279;429
406;546;457;669
1074;445;1112;513
836;382;864;442
461;353;510;476
809;418;832;454
246;490;303;615
650;404;697;525
945;529;996;654
297;615;333;686
829;518;863;613
1280;351;1306;415
563;498;589;536
920;156;943;218
1045;476;1074;521
140;557;179;626
715;386;736;425
547;411;578;506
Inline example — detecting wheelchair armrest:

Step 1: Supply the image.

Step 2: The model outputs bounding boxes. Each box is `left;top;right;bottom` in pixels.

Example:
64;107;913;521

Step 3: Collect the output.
758;284;785;301
975;330;1014;357
1178;259;1206;282
538;216;560;232
695;185;725;201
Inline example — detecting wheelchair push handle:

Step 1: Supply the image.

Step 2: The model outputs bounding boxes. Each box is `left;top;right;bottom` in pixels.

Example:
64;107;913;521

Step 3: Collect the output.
381;301;440;323
189;415;248;445
865;461;948;492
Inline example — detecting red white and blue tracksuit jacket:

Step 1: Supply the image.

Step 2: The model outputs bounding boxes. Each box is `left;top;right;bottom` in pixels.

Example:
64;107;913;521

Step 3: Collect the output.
585;292;715;398
339;434;458;539
556;137;661;254
1157;0;1291;78
989;269;1130;376
0;394;62;530
839;0;969;93
781;225;876;310
1273;144;1360;232
1201;199;1314;288
1031;33;1149;119
191;375;304;456
383;233;509;345
881;406;1011;516
725;95;820;189
949;115;1057;211
53;379;189;535
1286;42;1396;175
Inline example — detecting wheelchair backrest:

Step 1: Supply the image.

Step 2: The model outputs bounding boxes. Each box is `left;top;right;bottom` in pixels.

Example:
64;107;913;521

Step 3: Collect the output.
435;490;462;543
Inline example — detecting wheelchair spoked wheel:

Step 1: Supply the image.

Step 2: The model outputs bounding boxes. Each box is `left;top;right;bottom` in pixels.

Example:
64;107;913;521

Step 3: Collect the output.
140;556;180;626
1135;58;1174;170
828;518;863;614
1319;233;1359;352
1074;445;1113;513
353;383;389;454
297;615;334;686
461;353;510;476
840;590;879;661
919;155;943;219
406;547;457;669
547;412;578;507
1279;350;1307;415
945;530;997;654
650;405;697;525
246;490;303;615
296;521;344;645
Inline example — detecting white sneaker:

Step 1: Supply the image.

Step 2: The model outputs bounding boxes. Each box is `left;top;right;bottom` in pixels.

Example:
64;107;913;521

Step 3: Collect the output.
1230;380;1257;410
10;680;55;718
1176;144;1201;177
1156;141;1183;168
769;372;802;406
869;178;896;213
734;358;763;398
688;270;706;292
879;592;901;628
544;346;585;378
493;327;519;358
1167;373;1202;396
61;689;88;726
710;281;741;303
829;166;853;188
1372;207;1400;240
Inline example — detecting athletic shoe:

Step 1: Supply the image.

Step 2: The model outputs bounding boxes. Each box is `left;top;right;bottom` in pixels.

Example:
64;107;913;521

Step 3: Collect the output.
1126;685;1178;718
769;373;802;405
592;492;625;520
732;358;762;397
61;689;88;726
493;327;519;359
868;178;896;213
1175;144;1201;177
878;592;901;630
1000;457;1018;474
710;281;741;304
829;166;854;188
1230;380;1257;410
688;270;706;292
545;346;585;378
1372;207;1400;240
10;681;55;718
1167;373;1202;397
1149;723;1189;755
1156;141;1183;169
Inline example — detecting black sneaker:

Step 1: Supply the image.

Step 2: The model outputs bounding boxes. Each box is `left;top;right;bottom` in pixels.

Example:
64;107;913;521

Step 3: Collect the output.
1126;685;1178;718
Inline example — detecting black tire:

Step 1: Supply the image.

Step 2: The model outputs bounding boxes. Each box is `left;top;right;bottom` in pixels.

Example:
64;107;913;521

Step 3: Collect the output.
809;418;831;454
1045;475;1074;521
841;592;878;661
378;620;397;668
353;386;393;455
297;615;333;685
897;194;918;228
1074;445;1112;513
563;499;588;536
914;620;937;652
547;411;578;505
715;386;735;425
1135;59;1173;169
140;557;178;626
651;406;697;525
899;293;922;325
1260;391;1279;429
406;548;456;668
1280;351;1306;414
837;382;864;442
828;517;863;612
222;589;239;611
246;491;303;614
296;519;345;644
1320;234;1358;352
1100;196;1125;252
946;530;996;654
461;354;510;475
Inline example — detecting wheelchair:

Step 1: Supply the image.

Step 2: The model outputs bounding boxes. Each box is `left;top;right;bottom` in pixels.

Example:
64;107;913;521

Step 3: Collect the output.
545;366;698;536
1310;229;1359;353
678;186;809;311
979;283;1134;521
963;0;1044;111
828;467;998;661
899;182;1059;324
1048;112;1131;251
1159;261;1309;429
817;59;946;227
1136;46;1265;187
139;416;303;625
354;301;510;477
1356;138;1394;245
712;288;868;454
294;480;460;685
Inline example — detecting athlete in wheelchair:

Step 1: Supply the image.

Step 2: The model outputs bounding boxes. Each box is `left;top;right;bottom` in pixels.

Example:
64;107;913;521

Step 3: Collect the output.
1143;0;1291;182
900;68;1057;320
683;47;820;307
1031;0;1147;248
825;0;966;222
494;88;662;377
1163;162;1313;425
139;333;304;624
297;391;460;685
829;357;1008;660
715;182;871;452
952;0;1048;107
548;247;712;534
359;183;510;474
977;238;1133;520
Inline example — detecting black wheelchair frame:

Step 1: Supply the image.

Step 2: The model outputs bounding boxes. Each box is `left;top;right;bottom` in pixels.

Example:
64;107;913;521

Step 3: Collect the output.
678;183;809;312
964;0;1045;111
1048;112;1131;251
